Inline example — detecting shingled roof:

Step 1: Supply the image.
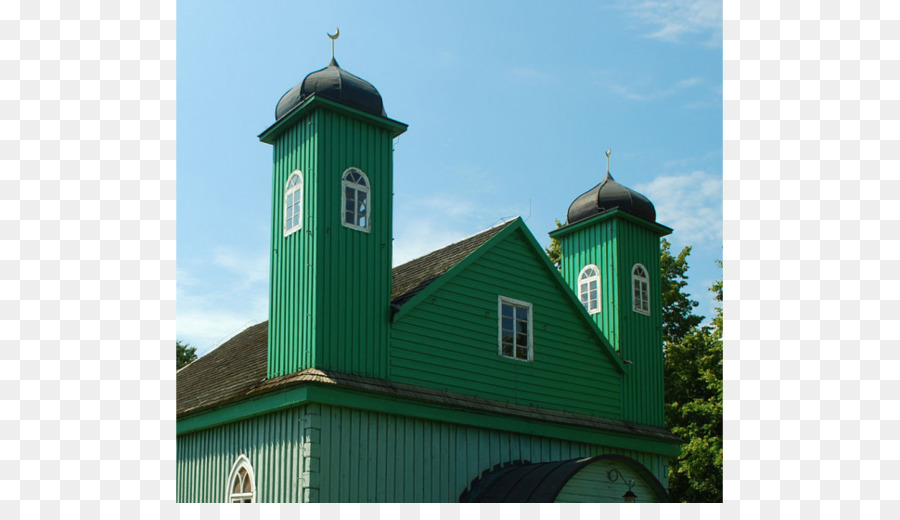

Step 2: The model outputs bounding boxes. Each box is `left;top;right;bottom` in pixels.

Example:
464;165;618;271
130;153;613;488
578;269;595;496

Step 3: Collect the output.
177;220;515;418
390;220;513;306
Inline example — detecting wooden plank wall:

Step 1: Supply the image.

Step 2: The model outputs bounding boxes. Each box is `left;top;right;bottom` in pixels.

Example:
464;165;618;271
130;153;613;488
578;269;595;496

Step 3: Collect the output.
268;110;320;378
311;403;668;502
176;407;308;503
555;459;660;503
177;403;669;503
268;108;394;379
391;228;623;419
615;219;665;426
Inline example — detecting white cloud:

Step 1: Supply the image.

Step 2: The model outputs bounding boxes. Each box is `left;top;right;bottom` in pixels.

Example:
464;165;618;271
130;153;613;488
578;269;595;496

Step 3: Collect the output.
625;0;722;45
178;247;270;357
607;76;704;102
635;170;722;247
213;248;269;286
393;221;476;267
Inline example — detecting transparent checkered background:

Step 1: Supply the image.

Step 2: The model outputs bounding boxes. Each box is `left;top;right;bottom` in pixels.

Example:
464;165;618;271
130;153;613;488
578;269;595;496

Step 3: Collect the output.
1;0;898;518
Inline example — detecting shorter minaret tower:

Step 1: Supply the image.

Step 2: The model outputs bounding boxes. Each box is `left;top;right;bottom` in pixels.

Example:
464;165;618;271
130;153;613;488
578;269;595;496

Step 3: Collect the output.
549;152;672;426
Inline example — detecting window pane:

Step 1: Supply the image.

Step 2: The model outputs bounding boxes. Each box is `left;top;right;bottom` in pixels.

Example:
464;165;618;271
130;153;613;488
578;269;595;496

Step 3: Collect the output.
345;187;355;201
590;300;597;311
516;346;527;359
502;304;513;318
515;306;527;321
243;474;251;493
502;337;513;357
232;476;241;494
589;281;597;291
516;332;527;346
502;317;513;331
345;211;355;224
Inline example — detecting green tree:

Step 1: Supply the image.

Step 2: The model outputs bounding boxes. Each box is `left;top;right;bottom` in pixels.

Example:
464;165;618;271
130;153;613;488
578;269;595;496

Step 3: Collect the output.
664;262;723;502
660;239;703;345
177;340;197;370
545;219;563;270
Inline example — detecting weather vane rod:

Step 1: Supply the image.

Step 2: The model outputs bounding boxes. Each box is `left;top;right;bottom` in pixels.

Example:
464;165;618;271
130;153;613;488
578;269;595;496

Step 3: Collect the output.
328;27;340;59
606;148;612;174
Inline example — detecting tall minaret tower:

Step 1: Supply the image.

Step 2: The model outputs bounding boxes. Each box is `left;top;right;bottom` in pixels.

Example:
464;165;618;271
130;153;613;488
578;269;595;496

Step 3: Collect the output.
549;155;672;426
258;47;407;380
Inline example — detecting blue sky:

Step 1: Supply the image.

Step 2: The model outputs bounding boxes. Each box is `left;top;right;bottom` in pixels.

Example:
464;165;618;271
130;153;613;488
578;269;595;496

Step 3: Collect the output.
177;0;723;357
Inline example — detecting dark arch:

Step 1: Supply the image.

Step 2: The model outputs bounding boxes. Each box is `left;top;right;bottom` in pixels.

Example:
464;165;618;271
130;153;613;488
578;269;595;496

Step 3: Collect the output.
459;454;669;503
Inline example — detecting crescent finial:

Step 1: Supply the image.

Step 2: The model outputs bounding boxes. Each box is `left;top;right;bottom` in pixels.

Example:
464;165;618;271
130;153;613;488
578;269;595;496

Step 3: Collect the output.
327;27;340;59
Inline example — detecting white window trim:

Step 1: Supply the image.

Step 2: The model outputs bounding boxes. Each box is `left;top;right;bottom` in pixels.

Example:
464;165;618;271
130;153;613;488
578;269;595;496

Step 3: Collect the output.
226;454;257;503
578;264;601;315
632;263;650;316
341;167;371;233
497;295;533;362
283;170;303;237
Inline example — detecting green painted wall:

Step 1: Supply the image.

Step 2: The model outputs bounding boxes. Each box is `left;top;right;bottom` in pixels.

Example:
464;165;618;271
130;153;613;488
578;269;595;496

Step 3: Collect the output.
267;104;398;379
310;402;667;502
556;213;666;426
391;227;623;419
176;401;670;503
176;407;308;503
555;459;660;503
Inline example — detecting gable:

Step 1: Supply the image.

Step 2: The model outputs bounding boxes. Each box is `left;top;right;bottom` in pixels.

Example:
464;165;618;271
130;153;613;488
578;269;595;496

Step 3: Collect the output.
390;220;625;419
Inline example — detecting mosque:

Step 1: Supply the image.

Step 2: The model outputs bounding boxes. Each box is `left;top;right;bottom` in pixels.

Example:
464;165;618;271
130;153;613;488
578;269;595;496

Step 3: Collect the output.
176;45;679;502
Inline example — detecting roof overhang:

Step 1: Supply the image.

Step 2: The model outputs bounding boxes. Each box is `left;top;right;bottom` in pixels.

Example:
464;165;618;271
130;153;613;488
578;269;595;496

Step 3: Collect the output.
549;207;673;240
258;94;408;144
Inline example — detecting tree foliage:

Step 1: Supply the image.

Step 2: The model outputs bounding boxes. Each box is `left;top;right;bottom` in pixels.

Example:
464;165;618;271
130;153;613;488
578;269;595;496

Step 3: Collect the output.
663;258;723;503
177;340;197;370
660;239;703;345
545;219;563;270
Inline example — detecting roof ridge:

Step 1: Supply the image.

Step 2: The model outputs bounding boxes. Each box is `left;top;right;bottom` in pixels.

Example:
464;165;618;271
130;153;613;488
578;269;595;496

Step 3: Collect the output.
393;217;518;269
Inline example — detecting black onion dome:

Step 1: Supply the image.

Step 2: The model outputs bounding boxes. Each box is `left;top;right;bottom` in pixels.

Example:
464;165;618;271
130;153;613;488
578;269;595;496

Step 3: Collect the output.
566;172;656;225
275;58;386;120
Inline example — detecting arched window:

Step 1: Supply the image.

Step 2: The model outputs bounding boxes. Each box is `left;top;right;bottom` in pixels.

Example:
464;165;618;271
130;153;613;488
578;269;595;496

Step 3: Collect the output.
632;264;650;316
342;168;370;232
284;171;303;236
226;455;256;503
578;265;601;314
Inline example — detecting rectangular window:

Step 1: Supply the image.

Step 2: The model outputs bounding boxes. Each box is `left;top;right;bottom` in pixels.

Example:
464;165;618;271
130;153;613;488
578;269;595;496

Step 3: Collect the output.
498;296;532;362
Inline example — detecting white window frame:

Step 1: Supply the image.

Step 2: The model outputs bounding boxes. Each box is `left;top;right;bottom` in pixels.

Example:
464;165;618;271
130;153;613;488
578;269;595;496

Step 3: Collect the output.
283;170;303;237
226;455;256;503
341;167;371;233
632;263;650;316
498;296;533;362
578;264;601;315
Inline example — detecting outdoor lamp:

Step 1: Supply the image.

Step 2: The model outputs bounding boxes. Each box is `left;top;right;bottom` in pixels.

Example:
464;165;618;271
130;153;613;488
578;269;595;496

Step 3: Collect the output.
607;468;637;503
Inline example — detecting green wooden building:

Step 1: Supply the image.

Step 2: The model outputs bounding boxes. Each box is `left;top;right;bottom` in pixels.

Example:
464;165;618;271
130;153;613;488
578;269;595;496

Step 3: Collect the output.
176;57;680;503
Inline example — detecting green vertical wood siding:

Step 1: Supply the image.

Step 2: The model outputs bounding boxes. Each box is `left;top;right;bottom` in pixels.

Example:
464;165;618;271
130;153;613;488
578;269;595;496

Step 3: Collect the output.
613;218;665;426
558;215;665;426
176;407;306;503
267;107;394;379
311;403;667;502
555;459;660;503
391;228;623;419
177;401;670;503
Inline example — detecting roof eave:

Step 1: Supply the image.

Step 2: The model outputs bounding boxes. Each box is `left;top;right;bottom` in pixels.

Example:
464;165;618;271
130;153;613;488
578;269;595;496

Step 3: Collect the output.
549;208;673;239
258;94;408;144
